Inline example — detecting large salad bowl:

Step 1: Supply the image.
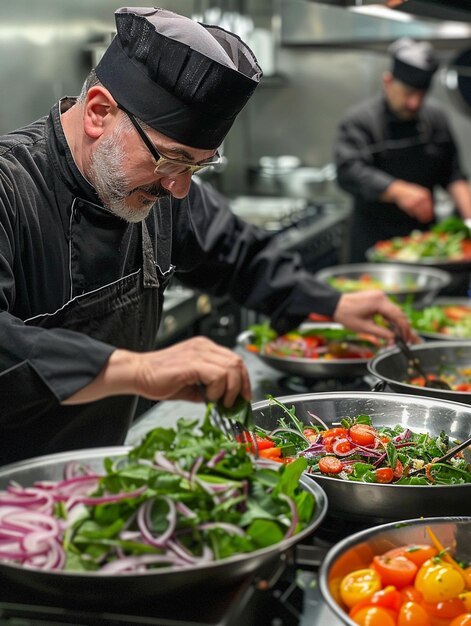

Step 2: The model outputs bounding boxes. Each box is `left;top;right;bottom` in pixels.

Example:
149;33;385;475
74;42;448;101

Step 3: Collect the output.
252;392;471;523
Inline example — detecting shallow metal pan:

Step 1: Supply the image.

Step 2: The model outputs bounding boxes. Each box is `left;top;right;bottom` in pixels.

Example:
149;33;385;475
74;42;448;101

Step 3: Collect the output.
0;447;328;607
315;262;451;307
238;323;376;379
368;340;471;404
252;392;471;524
412;297;471;341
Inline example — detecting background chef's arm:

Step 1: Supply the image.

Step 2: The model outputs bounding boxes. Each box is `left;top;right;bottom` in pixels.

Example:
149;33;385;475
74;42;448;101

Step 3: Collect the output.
447;180;471;220
334;112;395;203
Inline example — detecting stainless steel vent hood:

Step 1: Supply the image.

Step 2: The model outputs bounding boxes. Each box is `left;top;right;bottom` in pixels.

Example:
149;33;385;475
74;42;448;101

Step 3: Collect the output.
280;0;471;48
307;1;471;23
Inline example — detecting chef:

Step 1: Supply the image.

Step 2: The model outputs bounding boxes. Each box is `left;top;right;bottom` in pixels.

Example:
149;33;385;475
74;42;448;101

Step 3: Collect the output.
334;37;471;263
0;7;413;466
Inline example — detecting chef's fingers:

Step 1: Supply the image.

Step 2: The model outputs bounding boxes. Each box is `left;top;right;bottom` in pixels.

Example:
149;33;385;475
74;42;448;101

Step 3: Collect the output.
135;336;251;405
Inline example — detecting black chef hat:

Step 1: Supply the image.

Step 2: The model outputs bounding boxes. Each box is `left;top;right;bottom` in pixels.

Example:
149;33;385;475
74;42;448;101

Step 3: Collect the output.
389;38;439;90
95;7;262;150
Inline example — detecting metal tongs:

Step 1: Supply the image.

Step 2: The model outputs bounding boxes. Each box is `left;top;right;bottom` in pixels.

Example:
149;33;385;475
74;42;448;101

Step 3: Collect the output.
200;386;259;458
392;327;451;391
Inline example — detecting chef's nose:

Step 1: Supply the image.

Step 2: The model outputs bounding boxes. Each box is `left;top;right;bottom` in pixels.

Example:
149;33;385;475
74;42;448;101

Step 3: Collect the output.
160;172;192;199
406;91;425;111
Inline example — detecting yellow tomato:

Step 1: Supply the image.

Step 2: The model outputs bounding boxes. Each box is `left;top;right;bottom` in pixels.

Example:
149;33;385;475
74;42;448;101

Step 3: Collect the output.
340;568;382;609
460;592;471;612
415;559;466;603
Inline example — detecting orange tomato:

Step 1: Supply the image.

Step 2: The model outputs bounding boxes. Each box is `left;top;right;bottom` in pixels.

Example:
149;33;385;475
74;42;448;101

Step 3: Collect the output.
401;585;423;604
398;601;431;626
384;545;438;568
449;615;471;626
258;447;282;460
351;606;397;626
349;585;403;616
373;554;418;588
422;598;466;620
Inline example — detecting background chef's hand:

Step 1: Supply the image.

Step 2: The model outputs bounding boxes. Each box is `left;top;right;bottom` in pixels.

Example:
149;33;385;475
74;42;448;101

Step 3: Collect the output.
63;337;251;408
382;180;434;223
332;290;419;344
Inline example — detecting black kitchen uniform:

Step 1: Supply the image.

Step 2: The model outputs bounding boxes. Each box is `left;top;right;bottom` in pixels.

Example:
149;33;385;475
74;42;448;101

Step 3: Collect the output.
334;94;467;262
0;98;340;465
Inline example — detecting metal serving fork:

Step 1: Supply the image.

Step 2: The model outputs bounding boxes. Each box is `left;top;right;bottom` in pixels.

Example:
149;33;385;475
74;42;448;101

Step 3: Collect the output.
201;387;259;458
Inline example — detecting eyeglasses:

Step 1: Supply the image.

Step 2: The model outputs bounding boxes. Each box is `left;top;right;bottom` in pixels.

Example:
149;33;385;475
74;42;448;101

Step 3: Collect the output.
117;104;221;177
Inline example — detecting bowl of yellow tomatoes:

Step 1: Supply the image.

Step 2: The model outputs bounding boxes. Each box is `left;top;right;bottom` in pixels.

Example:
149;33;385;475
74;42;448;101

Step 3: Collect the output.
319;516;471;626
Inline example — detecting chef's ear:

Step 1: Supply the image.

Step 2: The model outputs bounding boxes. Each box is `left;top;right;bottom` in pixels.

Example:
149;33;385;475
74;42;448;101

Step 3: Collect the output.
383;71;394;89
83;86;118;140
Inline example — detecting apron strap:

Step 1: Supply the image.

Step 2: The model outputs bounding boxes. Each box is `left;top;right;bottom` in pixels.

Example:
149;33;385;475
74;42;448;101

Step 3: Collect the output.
141;220;159;288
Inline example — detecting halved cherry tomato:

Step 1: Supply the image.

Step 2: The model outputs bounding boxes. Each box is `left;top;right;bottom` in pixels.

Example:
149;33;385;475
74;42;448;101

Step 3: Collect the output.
318;456;343;474
349;424;376;446
373;554;418;588
252;435;276;450
340;568;382;608
393;459;404;480
322;427;349;439
375;467;394;483
351;605;397;626
456;384;471;392
443;306;470;321
333;439;353;454
303;335;323;348
398;601;431;626
323;435;335;452
384;545;438;568
244;343;259;353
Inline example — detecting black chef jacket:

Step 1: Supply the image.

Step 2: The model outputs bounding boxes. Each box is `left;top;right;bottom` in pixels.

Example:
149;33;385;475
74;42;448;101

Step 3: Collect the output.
334;94;467;262
0;98;340;465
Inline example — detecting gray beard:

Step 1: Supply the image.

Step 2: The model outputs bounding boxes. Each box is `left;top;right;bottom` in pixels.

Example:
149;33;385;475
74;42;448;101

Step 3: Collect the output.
88;131;166;223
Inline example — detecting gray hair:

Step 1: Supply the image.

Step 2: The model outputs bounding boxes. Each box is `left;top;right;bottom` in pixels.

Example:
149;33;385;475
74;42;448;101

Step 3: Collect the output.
77;68;152;133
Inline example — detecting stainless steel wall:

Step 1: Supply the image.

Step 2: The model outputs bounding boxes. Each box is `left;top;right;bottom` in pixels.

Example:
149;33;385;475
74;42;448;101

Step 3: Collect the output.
1;1;470;198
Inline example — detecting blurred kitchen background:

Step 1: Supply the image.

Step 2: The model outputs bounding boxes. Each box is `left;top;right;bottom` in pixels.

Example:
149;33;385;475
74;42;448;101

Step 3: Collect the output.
2;0;471;355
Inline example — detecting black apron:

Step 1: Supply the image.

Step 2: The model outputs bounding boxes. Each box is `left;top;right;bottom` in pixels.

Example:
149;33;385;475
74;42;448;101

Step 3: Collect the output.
3;196;173;465
350;118;439;262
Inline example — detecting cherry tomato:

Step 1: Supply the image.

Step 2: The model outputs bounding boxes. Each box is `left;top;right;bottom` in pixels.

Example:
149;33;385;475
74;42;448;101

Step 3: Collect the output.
393;459;404;480
384;545;438;568
333;439;353;454
252;435;276;450
373;554;418;588
375;467;394;483
449;615;471;626
322;427;349;439
422;598;466;620
460;591;471;612
415;559;465;603
443;306;470;321
340;568;382;609
351;606;397;626
303;335;323;348
323;435;335;452
349;424;376;446
318;456;343;474
401;585;423;604
349;585;403;615
258;447;282;460
398;601;431;626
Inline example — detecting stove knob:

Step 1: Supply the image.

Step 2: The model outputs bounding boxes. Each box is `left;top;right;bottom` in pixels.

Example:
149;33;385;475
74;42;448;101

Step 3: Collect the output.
197;294;212;315
162;315;177;335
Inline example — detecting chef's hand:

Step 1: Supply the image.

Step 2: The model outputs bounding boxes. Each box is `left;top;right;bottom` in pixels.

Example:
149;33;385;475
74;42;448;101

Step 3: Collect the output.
63;337;251;408
382;180;434;223
332;290;419;344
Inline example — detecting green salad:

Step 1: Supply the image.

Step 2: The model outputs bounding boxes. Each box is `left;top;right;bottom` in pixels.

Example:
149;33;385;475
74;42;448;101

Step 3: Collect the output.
0;412;315;573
